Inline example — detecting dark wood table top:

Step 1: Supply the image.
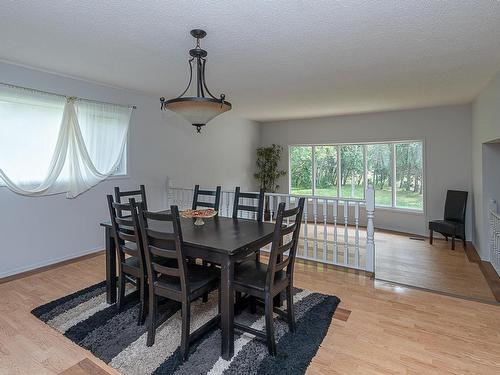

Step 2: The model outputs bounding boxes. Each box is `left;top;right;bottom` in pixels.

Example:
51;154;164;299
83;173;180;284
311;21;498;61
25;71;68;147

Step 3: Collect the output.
101;213;275;256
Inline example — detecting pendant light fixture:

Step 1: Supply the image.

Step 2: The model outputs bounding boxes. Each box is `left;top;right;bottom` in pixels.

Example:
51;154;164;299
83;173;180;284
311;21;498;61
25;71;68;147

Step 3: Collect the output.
160;29;231;133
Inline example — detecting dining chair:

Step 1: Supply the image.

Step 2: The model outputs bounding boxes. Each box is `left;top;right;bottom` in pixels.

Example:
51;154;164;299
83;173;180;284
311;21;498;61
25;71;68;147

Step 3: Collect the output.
106;195;147;325
232;197;305;356
233;187;265;313
192;185;221;211
114;185;148;217
136;205;220;360
232;187;265;222
429;190;468;250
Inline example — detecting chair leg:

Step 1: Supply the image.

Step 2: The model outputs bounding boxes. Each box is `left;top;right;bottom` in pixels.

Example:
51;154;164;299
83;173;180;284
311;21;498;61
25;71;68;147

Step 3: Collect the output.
218;283;221;315
429;230;433;245
180;300;191;361
117;268;126;312
146;294;157;347
445;235;448;242
265;295;276;356
137;277;147;325
249;296;257;314
451;236;455;250
255;250;260;263
286;286;296;333
235;292;242;315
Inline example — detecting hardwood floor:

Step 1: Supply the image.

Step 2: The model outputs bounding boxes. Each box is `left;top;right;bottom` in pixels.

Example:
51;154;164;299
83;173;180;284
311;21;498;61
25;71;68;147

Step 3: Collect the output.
375;231;498;302
1;253;500;374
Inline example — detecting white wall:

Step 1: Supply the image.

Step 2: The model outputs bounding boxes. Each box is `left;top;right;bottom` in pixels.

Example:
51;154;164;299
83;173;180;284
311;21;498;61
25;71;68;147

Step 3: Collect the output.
472;72;500;260
259;105;473;237
0;61;259;277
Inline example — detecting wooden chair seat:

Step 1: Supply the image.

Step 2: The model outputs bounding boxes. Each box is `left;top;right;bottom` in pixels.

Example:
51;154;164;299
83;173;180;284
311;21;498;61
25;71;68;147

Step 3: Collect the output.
154;264;219;295
234;260;287;293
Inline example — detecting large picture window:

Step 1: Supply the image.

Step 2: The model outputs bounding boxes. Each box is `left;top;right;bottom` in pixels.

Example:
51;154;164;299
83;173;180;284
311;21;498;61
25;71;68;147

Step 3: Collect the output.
289;141;424;211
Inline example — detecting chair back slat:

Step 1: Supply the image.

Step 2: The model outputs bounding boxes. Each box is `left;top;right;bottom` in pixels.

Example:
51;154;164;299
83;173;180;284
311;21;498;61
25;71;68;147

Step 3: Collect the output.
232;187;265;221
138;205;190;293
274;257;291;272
114;185;148;217
192;185;221;211
107;195;144;270
118;231;136;243
277;239;294;255
149;245;178;259
444;190;468;224
266;198;305;290
153;263;181;277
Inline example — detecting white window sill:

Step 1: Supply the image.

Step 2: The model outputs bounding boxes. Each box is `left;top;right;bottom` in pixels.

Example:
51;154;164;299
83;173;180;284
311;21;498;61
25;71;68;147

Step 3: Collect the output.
374;206;425;215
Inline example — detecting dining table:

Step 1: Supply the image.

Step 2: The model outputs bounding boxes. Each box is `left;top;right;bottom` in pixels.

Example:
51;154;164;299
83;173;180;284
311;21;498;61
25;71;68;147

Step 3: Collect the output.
100;212;276;360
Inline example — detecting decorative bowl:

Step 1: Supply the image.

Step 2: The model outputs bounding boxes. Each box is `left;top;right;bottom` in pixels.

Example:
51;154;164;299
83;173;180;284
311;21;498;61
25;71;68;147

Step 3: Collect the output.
180;208;218;226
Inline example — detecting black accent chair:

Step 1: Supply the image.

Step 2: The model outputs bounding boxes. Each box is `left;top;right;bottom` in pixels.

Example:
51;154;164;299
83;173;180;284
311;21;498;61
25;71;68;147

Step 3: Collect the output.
192;185;221;211
114;185;148;217
106;195;147;325
429;190;468;250
233;197;305;356
136;205;220;361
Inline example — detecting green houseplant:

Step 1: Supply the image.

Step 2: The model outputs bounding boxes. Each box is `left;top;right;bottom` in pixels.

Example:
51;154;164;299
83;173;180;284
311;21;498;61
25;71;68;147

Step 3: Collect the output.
254;144;286;220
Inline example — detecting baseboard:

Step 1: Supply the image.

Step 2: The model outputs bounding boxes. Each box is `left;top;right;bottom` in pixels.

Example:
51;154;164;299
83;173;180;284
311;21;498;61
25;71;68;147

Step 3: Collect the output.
0;247;105;283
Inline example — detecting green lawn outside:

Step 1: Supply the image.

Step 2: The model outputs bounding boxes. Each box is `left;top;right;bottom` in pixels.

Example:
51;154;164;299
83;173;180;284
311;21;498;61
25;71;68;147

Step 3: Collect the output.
290;185;423;210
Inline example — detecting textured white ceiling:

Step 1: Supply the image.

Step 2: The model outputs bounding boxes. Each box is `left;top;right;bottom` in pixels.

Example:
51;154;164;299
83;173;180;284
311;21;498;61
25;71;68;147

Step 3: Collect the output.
1;1;500;121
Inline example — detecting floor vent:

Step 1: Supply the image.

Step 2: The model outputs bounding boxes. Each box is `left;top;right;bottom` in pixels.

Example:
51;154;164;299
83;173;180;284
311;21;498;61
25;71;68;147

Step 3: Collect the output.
409;237;425;241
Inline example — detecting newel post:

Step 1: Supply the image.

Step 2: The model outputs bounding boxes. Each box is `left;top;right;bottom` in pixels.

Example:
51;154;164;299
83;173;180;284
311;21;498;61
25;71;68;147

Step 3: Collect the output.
365;185;375;273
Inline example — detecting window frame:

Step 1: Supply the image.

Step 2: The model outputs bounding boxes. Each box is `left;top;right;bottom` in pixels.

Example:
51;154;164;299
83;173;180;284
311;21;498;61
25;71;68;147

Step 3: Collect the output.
288;139;425;213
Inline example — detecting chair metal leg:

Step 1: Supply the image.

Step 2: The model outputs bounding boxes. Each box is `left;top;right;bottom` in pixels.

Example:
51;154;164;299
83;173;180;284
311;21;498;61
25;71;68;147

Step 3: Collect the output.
451;236;455;250
180;300;191;361
265;295;276;356
445;236;448;242
429;230;433;245
286;286;296;332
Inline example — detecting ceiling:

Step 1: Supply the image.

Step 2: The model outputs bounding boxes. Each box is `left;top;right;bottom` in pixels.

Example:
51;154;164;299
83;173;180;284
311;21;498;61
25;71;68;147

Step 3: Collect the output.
1;1;500;122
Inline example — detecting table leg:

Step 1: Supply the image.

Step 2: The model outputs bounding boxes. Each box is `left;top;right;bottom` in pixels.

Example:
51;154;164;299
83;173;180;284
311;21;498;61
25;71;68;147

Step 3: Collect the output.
220;258;235;360
105;227;116;304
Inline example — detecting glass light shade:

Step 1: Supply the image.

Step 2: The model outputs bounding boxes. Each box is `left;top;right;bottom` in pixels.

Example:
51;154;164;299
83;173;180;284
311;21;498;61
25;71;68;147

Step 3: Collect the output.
165;97;231;126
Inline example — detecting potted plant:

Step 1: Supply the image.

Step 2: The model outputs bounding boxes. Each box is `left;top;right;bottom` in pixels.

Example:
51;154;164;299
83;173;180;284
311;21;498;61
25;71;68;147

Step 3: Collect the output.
254;144;287;220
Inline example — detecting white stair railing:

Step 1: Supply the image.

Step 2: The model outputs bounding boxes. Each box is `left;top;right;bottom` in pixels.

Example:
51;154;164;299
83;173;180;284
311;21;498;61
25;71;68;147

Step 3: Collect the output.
489;199;500;276
167;185;376;273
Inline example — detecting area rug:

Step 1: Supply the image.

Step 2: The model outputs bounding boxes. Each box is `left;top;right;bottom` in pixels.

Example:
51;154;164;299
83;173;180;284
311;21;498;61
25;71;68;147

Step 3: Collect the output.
31;281;340;375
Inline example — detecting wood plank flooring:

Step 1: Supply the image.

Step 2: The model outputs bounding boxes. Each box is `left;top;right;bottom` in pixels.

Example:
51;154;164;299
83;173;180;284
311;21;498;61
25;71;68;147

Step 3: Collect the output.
1;253;500;374
375;231;497;302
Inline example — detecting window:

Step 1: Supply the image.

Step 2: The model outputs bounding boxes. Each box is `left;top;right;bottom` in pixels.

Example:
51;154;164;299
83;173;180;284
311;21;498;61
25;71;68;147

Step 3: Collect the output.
0;85;131;197
290;145;313;195
289;141;424;211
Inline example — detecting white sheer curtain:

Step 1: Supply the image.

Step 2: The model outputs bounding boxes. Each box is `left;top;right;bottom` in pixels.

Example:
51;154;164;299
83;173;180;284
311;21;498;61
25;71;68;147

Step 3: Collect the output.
0;84;132;198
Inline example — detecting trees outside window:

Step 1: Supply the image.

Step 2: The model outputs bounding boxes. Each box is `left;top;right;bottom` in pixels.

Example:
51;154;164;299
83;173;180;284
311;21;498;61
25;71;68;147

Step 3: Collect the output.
366;144;392;206
289;141;423;211
290;146;313;195
315;145;338;196
340;145;364;199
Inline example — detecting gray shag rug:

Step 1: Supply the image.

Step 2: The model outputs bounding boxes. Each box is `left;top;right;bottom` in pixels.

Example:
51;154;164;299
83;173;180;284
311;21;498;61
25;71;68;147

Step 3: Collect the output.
32;281;340;375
